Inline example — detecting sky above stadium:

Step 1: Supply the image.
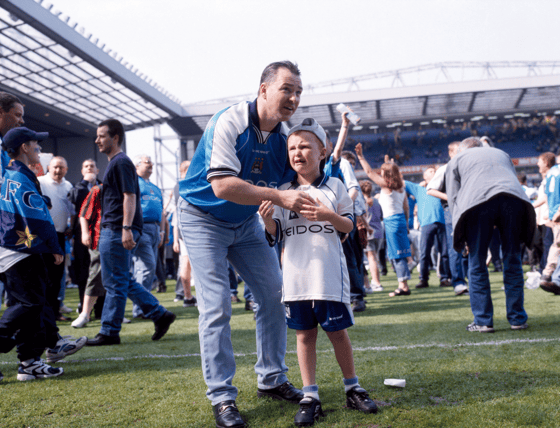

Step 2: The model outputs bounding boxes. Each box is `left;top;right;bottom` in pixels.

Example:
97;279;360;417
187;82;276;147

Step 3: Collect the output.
45;0;560;187
49;0;559;104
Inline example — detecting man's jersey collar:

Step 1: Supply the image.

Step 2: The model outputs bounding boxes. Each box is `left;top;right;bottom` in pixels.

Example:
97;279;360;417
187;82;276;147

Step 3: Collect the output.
249;99;283;134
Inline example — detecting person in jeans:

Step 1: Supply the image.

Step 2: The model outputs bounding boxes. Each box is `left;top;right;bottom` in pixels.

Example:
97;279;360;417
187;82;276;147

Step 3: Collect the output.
178;61;306;428
86;119;175;346
445;137;534;333
130;154;166;319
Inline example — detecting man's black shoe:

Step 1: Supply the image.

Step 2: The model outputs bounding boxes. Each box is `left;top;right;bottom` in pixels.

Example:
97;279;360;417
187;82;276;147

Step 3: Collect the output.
257;381;303;403
152;311;176;341
439;278;452;287
213;400;246;428
294;397;324;427
245;300;254;311
351;300;366;313
415;280;429;289
86;333;121;346
346;387;378;414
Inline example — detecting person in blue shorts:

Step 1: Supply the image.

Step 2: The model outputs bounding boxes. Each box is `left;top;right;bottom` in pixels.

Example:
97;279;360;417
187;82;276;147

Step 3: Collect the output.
260;118;377;427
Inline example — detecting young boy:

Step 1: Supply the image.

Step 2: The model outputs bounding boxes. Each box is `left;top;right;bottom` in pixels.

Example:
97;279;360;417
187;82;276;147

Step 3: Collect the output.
259;118;378;426
0;127;86;381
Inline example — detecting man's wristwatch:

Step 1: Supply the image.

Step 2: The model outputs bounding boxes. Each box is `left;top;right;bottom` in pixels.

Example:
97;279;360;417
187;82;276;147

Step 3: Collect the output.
123;225;132;231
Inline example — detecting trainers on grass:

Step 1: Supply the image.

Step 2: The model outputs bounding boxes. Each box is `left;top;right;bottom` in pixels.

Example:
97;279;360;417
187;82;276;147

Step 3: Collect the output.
17;358;63;381
511;323;529;330
466;322;494;333
346;387;378;414
183;297;197;308
294;397;324;427
46;335;87;363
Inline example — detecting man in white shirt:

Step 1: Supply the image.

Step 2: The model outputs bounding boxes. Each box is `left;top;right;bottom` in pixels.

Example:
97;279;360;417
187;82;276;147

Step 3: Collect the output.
38;157;73;322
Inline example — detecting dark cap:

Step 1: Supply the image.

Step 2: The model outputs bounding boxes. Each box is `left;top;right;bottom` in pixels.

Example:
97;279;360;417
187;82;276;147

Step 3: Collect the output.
2;127;48;153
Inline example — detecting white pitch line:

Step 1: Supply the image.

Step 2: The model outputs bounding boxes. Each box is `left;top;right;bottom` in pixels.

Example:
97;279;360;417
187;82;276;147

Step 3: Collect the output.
1;337;559;366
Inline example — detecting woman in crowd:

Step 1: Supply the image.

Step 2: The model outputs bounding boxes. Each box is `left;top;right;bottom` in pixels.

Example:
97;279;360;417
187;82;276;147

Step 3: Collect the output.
355;145;411;296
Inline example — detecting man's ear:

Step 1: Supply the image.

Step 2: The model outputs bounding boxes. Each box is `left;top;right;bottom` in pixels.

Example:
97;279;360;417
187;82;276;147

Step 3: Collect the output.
260;82;267;100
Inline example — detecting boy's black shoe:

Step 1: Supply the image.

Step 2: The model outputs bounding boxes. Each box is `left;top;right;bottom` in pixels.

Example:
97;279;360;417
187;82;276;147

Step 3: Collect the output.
213;400;246;428
152;311;176;341
346;387;378;413
245;300;254;311
294;397;324;427
86;333;121;346
257;381;303;403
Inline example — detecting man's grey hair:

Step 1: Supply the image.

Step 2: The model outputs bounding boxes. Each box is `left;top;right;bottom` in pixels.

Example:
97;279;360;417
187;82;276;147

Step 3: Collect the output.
132;154;151;167
458;137;483;152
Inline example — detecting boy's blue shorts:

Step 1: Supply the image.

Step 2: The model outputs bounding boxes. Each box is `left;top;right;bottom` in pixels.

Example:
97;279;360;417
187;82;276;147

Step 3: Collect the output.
284;300;354;332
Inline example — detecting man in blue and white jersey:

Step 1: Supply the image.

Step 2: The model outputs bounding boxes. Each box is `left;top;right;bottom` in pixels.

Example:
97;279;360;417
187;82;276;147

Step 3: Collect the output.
178;61;312;428
131;154;168;318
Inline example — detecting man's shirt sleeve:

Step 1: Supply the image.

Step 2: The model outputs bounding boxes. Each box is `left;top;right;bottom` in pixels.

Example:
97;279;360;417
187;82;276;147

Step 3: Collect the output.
206;106;245;181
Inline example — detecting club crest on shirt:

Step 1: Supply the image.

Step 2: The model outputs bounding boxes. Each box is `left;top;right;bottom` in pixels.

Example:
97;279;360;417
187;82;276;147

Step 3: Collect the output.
289;210;299;220
251;157;264;174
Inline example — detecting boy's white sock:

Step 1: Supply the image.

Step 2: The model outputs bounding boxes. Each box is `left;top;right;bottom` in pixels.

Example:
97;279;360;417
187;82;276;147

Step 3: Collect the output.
302;384;320;401
343;376;360;392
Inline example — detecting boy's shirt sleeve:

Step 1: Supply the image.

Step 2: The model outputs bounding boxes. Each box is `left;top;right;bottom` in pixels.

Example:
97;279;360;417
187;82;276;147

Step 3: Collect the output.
0;162;63;254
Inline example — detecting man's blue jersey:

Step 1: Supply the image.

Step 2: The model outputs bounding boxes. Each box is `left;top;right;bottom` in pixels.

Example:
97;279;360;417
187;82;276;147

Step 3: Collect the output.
180;100;292;223
138;177;163;223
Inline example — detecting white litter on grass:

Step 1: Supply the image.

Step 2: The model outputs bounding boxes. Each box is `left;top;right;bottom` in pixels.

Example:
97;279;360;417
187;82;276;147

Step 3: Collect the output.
384;378;406;388
1;337;559;366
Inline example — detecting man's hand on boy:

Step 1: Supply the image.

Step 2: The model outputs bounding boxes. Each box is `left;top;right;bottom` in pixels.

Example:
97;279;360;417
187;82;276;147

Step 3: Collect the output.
53;254;64;265
278;190;315;213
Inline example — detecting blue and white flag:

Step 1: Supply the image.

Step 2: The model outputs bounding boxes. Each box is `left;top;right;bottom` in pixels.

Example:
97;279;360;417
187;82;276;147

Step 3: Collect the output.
0;159;62;254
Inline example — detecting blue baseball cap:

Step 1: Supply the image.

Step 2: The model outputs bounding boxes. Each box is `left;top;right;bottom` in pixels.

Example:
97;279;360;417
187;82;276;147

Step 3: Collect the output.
2;127;48;153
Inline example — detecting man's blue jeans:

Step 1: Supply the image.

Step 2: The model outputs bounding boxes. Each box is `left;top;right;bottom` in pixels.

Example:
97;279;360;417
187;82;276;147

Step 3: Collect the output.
132;222;160;318
178;199;288;405
444;208;467;286
419;222;451;281
463;195;528;327
98;227;166;337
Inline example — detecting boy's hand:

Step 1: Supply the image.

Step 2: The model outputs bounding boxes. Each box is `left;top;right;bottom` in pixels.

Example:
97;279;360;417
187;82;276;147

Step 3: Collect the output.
53;254;64;265
258;200;275;221
300;198;333;222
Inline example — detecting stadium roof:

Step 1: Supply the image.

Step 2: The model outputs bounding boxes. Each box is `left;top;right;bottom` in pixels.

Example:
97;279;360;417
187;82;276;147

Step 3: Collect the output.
176;62;560;137
0;0;187;137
